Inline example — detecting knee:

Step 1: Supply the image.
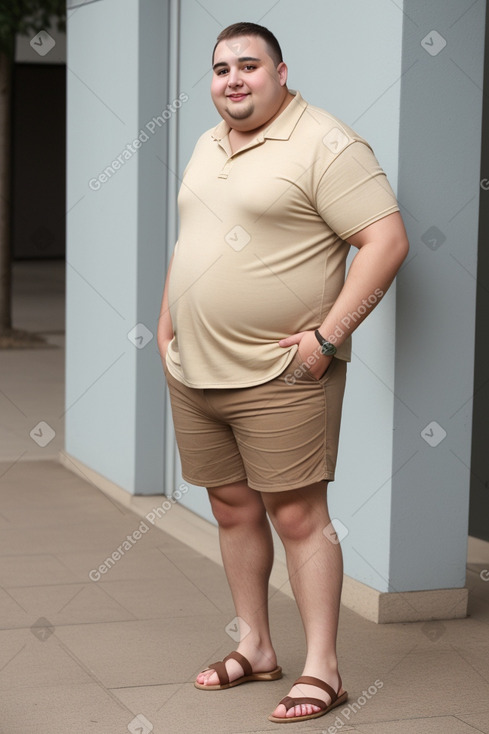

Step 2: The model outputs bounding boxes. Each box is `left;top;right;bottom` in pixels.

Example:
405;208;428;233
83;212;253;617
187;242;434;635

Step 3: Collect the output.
209;495;239;528
267;501;317;542
208;489;265;530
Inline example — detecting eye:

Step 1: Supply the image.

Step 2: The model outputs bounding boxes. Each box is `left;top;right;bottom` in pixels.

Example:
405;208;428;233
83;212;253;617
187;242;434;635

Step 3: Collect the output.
215;68;228;76
243;64;257;71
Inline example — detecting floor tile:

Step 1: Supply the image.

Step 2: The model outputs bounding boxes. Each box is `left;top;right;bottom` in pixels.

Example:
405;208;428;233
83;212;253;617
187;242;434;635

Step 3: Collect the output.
94;575;223;619
0;552;78;587
2;681;142;734
0;627;93;691
354;715;486;733
1;582;137;629
55;616;243;688
457;710;489;733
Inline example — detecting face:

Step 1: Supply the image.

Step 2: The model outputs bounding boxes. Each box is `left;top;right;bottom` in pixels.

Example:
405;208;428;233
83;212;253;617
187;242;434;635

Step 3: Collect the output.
211;35;288;133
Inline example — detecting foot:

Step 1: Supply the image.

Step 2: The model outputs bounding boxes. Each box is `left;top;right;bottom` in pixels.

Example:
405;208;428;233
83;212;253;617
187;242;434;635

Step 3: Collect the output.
196;645;278;687
270;668;345;720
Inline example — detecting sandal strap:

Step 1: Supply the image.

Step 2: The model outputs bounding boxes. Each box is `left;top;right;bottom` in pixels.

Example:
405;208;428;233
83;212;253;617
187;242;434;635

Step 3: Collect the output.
206;659;229;686
224;651;253;677
279;695;329;712
204;651;253;686
294;675;339;705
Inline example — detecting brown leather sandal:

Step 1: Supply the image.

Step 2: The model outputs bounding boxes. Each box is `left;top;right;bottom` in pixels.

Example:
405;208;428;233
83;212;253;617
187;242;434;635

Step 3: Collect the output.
268;674;348;723
194;650;282;690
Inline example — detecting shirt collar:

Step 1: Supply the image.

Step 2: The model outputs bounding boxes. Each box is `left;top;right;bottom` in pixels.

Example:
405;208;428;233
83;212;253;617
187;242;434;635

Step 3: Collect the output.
211;90;307;144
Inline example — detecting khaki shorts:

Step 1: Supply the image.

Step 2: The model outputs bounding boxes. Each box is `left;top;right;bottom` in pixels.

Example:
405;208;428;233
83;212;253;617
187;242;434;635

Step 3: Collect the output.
164;352;347;492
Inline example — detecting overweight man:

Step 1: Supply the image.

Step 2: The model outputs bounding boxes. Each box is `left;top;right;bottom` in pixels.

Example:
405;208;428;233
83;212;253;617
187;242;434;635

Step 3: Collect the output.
157;22;408;725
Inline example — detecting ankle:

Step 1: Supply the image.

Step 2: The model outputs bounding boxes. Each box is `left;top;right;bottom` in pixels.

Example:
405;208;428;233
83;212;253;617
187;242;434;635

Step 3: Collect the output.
237;639;276;666
303;651;338;670
302;658;340;682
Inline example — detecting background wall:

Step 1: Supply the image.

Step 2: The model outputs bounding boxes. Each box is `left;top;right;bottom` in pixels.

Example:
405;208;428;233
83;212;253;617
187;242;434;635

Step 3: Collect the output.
390;0;485;590
65;0;169;494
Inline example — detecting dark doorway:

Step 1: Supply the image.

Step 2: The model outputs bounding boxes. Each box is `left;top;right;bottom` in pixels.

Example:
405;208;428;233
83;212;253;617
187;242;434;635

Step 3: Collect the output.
11;63;66;259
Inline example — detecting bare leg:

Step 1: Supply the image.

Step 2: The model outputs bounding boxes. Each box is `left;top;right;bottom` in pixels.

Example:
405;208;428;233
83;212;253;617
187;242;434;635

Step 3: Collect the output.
196;480;278;686
262;481;346;719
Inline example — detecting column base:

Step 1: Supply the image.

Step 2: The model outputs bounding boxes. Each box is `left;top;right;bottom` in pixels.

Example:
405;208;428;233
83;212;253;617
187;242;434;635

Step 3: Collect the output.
341;574;468;624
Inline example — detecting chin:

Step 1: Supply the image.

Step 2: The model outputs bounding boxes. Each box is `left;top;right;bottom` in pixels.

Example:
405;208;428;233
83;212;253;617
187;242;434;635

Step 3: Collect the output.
224;108;255;125
227;118;256;131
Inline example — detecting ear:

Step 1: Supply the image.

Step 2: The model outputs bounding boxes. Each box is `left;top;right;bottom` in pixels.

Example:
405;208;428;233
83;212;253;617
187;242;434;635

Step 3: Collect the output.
276;61;288;86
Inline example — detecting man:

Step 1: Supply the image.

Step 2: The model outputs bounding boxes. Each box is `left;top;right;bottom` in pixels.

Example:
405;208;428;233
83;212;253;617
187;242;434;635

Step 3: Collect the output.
157;22;408;724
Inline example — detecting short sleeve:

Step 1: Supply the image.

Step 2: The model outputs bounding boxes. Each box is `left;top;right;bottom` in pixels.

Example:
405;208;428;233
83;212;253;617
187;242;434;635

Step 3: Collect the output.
315;141;399;240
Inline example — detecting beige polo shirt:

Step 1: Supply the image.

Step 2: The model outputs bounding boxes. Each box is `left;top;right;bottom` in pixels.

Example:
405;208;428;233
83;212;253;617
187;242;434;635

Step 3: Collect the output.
166;91;399;388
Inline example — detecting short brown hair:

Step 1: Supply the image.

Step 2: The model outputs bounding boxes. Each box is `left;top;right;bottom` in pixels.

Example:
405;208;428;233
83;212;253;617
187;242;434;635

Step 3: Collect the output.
212;22;283;67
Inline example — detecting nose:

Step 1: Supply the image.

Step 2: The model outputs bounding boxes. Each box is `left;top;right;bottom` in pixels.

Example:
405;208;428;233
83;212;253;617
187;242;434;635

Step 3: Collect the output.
227;67;243;87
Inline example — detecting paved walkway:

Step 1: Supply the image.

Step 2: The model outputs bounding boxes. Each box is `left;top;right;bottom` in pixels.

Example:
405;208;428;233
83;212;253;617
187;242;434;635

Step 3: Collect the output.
1;262;489;733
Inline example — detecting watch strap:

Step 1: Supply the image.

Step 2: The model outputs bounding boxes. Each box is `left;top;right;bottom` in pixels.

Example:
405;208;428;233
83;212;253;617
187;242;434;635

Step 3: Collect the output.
314;330;337;355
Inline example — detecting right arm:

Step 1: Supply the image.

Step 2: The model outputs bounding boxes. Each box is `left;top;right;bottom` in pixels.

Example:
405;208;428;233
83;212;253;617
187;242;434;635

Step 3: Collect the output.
156;253;174;369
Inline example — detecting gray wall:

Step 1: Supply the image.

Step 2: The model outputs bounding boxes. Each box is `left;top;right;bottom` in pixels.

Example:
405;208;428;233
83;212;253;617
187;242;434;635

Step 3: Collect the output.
391;0;485;589
66;0;169;494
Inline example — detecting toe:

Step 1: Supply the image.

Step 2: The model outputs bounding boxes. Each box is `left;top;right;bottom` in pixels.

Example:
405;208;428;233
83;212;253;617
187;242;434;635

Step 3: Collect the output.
271;703;288;719
203;670;220;686
272;702;321;719
285;703;318;718
196;669;219;686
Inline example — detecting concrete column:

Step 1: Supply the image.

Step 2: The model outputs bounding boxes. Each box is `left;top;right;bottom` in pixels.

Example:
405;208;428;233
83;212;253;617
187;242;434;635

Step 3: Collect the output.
337;0;485;621
64;0;171;494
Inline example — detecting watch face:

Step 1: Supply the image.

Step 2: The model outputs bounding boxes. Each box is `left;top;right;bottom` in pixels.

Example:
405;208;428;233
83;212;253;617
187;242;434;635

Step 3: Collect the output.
315;330;336;356
321;342;337;356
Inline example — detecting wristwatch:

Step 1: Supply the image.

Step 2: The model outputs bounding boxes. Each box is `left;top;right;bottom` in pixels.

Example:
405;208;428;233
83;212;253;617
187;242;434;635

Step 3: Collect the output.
314;330;337;356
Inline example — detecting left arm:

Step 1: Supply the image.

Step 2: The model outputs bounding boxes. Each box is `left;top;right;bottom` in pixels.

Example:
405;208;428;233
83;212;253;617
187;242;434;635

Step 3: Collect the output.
279;211;409;378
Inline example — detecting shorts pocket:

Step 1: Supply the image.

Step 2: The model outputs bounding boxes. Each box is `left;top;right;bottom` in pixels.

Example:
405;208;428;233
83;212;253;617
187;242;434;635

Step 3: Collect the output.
290;351;336;383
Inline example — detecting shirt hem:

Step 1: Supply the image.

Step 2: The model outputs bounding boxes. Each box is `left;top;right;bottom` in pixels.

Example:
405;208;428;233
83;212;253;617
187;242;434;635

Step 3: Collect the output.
165;349;298;389
165;349;351;389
